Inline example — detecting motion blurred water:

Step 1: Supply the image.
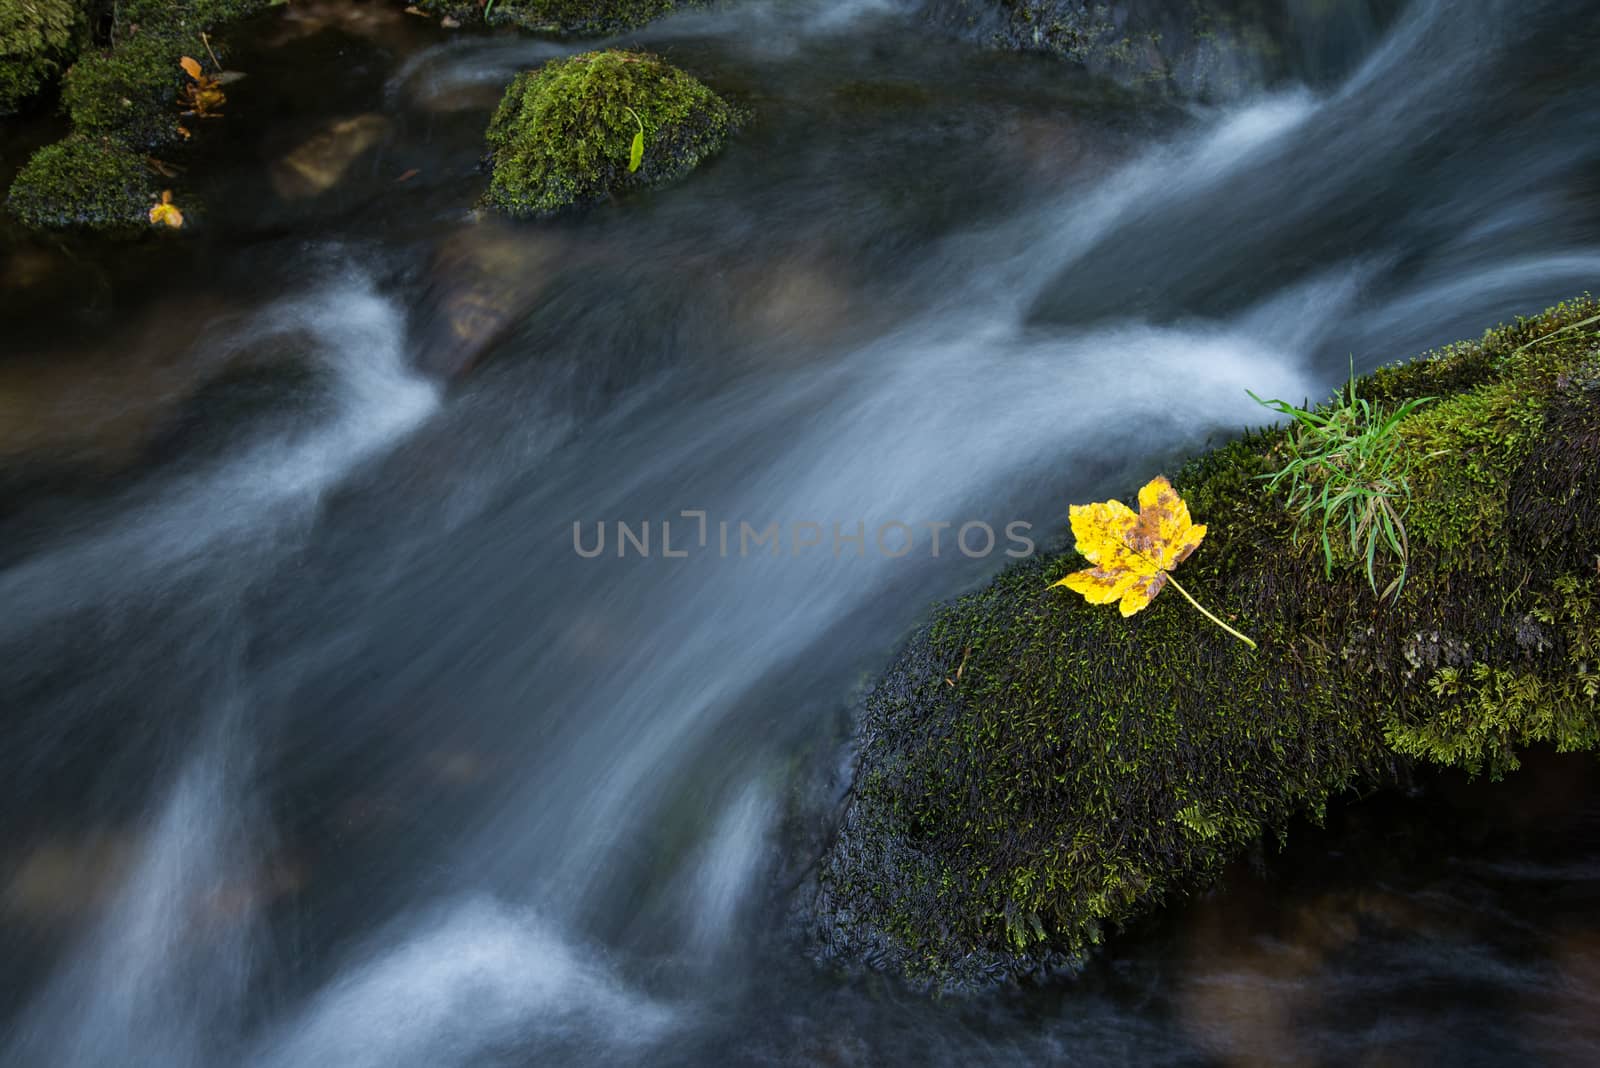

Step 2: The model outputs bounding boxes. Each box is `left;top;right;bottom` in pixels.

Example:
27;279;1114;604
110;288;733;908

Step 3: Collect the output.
1;0;1598;1063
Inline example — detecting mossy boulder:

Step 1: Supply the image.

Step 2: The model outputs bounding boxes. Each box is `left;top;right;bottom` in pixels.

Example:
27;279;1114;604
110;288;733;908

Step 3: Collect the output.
6;0;273;230
0;0;85;114
60;30;188;147
805;297;1600;987
482;50;740;219
418;0;688;38
61;0;273;145
6;133;152;229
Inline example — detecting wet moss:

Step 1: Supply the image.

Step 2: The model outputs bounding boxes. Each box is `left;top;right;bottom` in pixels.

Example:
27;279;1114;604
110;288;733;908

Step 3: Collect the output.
419;0;690;38
482;50;741;219
5;133;151;230
807;297;1600;987
7;0;272;230
60;29;187;146
0;0;85;114
62;0;273;145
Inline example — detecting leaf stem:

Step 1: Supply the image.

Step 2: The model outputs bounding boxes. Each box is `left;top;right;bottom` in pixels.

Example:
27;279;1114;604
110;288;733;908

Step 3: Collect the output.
1164;575;1257;650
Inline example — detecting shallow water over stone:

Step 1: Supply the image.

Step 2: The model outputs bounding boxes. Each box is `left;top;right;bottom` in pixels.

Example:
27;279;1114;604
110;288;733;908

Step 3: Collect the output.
1;0;1598;1063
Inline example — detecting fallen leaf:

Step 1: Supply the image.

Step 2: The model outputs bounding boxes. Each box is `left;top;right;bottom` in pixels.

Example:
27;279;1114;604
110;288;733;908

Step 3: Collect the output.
177;57;227;118
149;190;184;229
1051;475;1256;647
1054;476;1204;617
440;15;460;27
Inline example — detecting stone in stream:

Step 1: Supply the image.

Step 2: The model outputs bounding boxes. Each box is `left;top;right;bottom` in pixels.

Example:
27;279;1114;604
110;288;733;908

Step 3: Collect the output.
481;50;743;220
800;296;1600;989
0;293;309;475
270;114;393;200
1;831;138;923
5;135;154;232
412;223;563;379
921;0;1399;102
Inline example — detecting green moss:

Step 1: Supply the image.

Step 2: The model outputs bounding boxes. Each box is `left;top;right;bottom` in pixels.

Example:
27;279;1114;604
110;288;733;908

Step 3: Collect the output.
809;297;1600;987
0;0;85;114
60;30;188;146
482;50;740;219
7;0;272;230
60;0;274;147
6;133;152;230
419;0;689;37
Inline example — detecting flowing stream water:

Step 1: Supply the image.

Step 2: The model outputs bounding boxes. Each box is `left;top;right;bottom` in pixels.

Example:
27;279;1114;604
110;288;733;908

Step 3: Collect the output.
2;0;1599;1063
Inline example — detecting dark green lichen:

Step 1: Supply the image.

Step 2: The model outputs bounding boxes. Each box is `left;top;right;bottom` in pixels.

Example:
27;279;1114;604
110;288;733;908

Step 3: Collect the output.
482;50;740;219
807;297;1600;987
418;0;691;38
0;0;85;114
5;133;151;229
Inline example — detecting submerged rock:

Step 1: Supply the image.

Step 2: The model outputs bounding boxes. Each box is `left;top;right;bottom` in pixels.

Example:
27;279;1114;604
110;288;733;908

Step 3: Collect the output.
413;222;563;378
482;50;742;220
923;0;1399;101
270;114;392;200
0;0;85;114
803;297;1600;987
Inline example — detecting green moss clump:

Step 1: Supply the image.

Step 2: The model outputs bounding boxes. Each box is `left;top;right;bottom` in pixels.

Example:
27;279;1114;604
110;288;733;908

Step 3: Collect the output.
807;297;1600;987
7;0;273;231
0;0;86;114
60;30;188;147
418;0;687;37
482;50;740;219
60;0;275;147
6;134;152;230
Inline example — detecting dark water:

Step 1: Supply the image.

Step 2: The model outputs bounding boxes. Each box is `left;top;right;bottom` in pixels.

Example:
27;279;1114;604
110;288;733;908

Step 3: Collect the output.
1;0;1598;1063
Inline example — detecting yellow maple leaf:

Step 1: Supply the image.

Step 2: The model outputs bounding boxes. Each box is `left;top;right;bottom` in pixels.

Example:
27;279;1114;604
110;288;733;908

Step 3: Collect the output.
1052;475;1255;648
149;190;184;229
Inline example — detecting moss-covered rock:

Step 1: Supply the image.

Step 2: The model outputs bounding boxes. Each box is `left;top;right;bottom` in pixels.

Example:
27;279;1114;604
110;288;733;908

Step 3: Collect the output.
61;0;274;145
418;0;688;38
6;0;273;230
60;30;188;146
5;133;152;229
482;50;740;219
0;0;85;114
805;297;1600;987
